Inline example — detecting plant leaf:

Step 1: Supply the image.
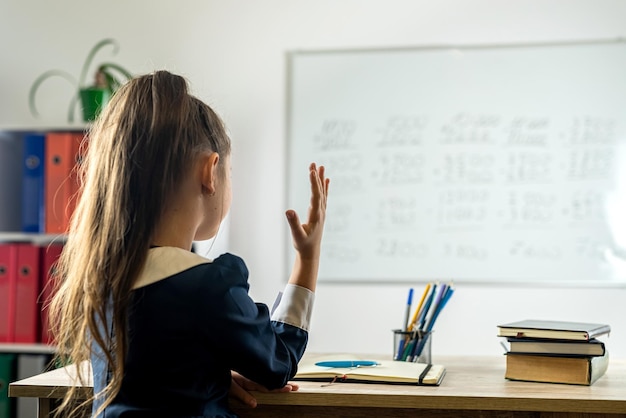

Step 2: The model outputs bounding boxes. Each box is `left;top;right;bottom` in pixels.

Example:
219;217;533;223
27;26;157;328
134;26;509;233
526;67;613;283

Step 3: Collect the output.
68;90;80;123
78;38;119;88
99;62;133;92
28;69;77;119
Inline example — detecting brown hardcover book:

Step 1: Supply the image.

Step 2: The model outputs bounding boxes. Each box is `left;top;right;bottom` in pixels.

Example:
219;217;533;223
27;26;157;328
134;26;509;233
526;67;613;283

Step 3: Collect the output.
505;351;609;385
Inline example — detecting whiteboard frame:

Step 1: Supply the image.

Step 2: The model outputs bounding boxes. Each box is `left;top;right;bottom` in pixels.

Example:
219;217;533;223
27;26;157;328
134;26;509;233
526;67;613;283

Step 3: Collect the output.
285;38;626;288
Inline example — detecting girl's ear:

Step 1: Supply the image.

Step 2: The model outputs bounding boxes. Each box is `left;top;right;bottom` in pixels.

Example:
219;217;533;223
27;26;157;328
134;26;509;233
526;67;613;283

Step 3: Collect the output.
201;152;220;195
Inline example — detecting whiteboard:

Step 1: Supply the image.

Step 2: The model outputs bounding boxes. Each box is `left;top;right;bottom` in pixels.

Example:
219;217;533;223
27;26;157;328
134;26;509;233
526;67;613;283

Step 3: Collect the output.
286;40;626;285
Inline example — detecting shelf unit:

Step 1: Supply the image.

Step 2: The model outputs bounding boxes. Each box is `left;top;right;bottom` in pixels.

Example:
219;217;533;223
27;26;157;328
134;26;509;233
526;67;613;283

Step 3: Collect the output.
0;233;66;245
0;127;75;418
0;344;55;355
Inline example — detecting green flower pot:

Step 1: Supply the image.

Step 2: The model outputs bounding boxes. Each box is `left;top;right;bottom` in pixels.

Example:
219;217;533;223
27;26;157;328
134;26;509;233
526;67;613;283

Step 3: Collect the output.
79;87;111;122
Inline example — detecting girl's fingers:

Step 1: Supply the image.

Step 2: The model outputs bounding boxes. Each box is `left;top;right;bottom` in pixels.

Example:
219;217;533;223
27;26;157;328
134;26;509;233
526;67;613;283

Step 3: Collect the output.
286;209;305;242
229;378;258;408
307;163;328;223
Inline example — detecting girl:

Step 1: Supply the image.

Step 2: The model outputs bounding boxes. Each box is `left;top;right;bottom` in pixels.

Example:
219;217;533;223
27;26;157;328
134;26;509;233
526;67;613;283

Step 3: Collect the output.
50;70;329;417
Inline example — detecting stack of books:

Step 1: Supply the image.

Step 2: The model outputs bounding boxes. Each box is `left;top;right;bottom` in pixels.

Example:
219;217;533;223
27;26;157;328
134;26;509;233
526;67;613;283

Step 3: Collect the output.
497;319;611;385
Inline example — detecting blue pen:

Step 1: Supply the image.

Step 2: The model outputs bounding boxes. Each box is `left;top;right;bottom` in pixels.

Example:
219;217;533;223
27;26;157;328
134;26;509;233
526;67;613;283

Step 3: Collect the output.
315;360;380;368
423;283;447;332
417;283;437;331
394;338;406;361
402;338;416;361
404;288;414;331
408;332;429;361
425;286;454;333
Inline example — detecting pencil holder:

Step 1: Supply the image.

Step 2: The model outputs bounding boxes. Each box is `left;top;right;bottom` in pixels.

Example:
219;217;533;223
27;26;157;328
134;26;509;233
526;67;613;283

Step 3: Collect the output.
392;329;432;364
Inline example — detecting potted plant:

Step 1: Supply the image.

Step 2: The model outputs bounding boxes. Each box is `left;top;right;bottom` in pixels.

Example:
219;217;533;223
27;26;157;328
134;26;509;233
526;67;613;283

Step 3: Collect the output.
29;38;132;123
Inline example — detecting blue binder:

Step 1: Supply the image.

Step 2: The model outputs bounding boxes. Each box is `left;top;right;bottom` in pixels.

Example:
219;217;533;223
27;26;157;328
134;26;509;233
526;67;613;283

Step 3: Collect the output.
21;132;46;233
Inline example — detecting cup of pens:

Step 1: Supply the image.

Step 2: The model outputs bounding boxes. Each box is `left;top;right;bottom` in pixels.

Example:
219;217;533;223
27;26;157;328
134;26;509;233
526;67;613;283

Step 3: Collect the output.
393;329;432;363
393;282;454;364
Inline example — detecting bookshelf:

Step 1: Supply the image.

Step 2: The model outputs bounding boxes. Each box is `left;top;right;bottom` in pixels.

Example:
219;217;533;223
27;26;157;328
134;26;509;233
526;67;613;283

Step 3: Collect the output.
0;127;78;346
0;127;81;418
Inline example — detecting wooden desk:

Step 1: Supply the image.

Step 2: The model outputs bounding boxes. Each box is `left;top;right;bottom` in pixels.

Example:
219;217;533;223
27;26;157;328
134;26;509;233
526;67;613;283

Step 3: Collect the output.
9;356;626;417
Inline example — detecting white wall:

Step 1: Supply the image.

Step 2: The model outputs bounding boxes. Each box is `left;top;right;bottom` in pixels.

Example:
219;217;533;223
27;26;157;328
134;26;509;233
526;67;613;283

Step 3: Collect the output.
2;0;625;359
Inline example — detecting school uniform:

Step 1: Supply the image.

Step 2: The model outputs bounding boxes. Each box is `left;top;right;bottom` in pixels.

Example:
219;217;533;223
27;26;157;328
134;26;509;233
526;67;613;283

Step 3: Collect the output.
91;246;314;417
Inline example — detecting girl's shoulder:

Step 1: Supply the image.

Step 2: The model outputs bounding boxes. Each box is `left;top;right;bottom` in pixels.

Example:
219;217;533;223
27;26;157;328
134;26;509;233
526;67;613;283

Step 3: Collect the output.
133;246;247;289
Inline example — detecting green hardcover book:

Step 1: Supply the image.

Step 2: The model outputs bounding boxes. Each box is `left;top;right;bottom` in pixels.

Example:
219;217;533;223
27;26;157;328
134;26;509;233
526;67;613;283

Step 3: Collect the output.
0;353;16;418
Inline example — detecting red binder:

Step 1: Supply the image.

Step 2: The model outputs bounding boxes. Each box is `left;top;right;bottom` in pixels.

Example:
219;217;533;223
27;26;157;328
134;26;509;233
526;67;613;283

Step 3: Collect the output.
39;243;63;345
0;244;16;342
13;243;41;343
44;131;86;234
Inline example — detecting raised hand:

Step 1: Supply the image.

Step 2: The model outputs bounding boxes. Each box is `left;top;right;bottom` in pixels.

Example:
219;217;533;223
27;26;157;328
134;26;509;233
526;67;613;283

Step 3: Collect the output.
285;163;330;291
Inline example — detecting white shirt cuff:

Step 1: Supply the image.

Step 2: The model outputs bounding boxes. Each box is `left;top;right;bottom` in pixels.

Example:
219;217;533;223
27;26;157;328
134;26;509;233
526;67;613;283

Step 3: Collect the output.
270;284;315;331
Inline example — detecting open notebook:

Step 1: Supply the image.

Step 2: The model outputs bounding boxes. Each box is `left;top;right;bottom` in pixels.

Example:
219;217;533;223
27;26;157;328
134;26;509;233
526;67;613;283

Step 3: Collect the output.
294;354;446;386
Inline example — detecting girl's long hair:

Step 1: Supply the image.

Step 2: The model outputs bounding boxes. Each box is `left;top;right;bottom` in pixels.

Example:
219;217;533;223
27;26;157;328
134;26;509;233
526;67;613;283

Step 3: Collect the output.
48;70;231;417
